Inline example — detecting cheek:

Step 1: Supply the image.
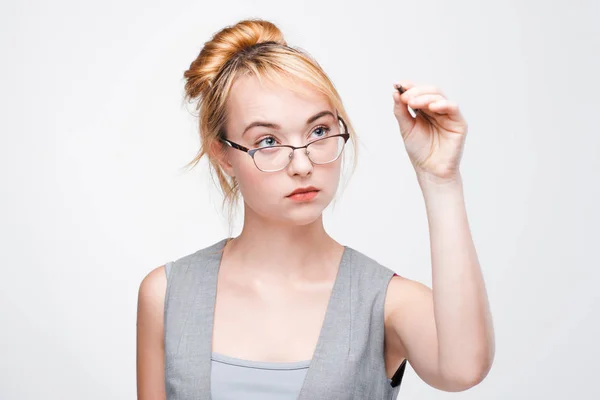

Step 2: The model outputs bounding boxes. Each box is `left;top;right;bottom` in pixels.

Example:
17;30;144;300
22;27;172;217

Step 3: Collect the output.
321;161;343;196
234;161;280;207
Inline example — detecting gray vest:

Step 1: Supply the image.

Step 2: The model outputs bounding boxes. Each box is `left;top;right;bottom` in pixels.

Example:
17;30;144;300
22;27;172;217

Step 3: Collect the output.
164;238;406;399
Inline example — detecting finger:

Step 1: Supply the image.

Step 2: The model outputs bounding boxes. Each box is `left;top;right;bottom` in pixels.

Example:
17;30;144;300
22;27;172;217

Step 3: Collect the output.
408;94;446;110
393;89;415;136
428;99;462;119
394;81;416;92
400;85;446;102
393;81;416;100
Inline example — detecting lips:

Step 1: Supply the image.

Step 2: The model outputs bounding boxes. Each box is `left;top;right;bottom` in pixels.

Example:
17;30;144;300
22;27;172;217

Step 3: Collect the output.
287;186;319;197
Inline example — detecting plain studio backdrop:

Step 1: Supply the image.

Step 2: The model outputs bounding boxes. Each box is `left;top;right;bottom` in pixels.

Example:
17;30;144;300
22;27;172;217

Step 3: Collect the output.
1;0;599;399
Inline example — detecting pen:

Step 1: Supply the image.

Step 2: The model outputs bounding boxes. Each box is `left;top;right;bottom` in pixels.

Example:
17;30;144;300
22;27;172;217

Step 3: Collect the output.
395;84;430;120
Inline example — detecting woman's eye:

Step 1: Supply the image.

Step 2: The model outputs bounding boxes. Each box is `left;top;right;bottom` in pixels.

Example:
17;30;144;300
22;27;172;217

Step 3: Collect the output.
256;136;277;148
311;126;330;138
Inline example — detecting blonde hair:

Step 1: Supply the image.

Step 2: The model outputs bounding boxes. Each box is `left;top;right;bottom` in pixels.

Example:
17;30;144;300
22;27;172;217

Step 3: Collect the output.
182;18;358;228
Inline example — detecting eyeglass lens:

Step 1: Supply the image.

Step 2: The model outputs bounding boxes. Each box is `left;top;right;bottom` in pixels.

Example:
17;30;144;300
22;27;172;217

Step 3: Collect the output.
253;135;346;171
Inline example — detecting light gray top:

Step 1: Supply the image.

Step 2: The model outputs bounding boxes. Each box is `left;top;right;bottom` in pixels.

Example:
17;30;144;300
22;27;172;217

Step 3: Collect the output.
163;238;406;399
210;351;310;400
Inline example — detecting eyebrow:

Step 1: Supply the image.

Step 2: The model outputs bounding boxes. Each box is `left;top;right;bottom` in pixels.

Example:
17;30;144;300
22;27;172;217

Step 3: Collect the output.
242;110;336;136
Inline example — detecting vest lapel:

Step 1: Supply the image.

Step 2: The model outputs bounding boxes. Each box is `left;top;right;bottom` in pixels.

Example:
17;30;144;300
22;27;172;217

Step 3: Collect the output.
296;246;353;399
173;239;224;400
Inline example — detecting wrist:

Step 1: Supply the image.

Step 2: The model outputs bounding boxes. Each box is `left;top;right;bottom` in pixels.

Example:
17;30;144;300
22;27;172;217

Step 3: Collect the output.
416;169;463;191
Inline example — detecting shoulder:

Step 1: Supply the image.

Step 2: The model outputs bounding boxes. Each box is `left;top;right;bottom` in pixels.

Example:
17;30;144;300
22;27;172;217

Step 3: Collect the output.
344;246;405;311
346;247;432;316
139;265;167;292
136;265;168;355
136;266;168;397
347;246;429;295
166;237;230;275
384;274;432;331
385;274;431;307
137;265;168;316
346;246;397;281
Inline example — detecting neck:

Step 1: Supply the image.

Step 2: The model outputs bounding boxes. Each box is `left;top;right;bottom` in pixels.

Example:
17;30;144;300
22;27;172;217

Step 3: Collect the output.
224;205;343;281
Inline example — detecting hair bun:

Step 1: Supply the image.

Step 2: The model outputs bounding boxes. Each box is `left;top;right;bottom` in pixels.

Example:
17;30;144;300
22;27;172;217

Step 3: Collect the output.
184;19;286;101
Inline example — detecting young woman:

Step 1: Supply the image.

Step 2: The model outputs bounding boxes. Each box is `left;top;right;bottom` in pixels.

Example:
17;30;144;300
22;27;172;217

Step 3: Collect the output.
136;18;495;400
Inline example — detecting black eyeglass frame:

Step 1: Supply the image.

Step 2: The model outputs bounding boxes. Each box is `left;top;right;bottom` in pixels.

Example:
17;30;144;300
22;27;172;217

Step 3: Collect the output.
219;116;351;172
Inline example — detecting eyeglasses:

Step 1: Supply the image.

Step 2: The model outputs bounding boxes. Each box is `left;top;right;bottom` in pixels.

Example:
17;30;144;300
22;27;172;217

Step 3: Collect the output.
220;116;350;172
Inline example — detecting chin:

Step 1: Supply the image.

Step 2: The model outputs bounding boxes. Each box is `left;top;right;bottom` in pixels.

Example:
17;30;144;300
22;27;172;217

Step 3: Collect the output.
244;191;333;226
287;213;323;226
282;203;328;226
260;204;325;227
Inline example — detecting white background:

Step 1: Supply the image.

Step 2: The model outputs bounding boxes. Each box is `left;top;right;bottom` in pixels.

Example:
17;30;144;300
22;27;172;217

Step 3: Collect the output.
1;0;599;398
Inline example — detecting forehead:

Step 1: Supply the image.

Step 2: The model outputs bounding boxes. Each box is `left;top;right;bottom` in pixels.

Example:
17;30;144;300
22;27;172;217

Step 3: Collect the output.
225;74;333;133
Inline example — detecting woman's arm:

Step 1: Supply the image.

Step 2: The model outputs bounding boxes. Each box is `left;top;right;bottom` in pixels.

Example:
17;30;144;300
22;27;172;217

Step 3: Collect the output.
384;82;495;391
385;175;494;392
420;173;495;386
136;266;168;400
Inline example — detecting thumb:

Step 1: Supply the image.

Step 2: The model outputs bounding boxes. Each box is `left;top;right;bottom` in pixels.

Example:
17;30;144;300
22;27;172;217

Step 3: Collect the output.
392;86;415;138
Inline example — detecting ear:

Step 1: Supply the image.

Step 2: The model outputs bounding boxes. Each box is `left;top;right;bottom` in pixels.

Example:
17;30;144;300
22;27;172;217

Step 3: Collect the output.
209;139;235;178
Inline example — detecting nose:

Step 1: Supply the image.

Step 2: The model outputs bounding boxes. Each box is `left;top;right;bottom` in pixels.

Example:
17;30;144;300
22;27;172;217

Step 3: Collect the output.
286;147;313;176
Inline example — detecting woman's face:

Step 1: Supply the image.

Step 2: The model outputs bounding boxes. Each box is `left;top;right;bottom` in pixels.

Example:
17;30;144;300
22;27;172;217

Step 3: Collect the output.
220;74;344;226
